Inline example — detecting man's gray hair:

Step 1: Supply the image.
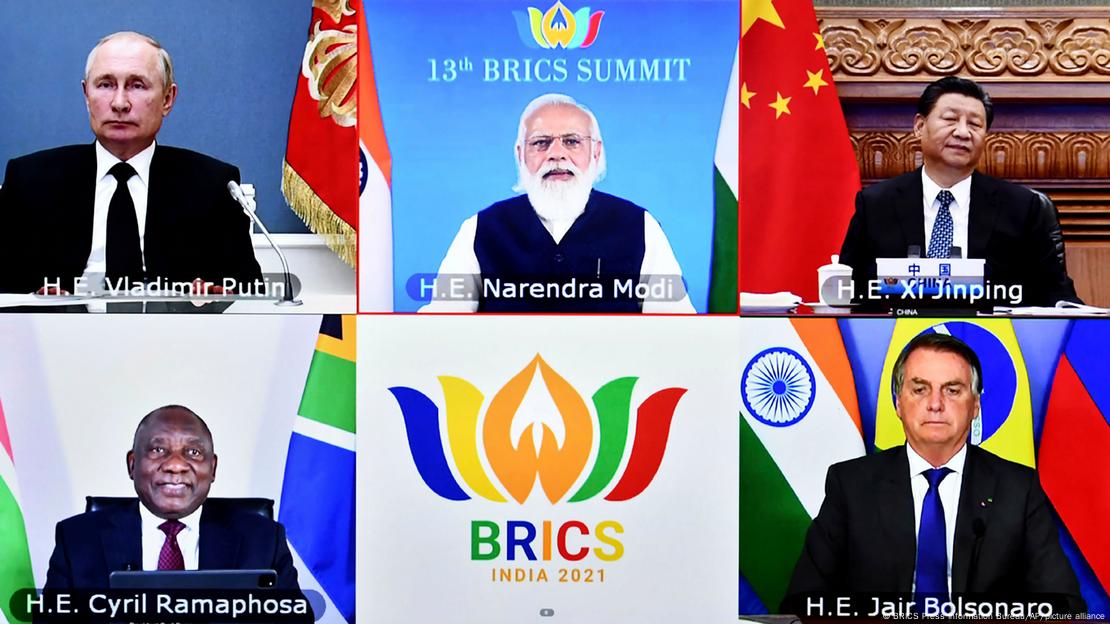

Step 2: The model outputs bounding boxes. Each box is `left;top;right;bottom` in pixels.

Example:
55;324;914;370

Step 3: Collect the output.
85;31;175;89
513;93;607;187
892;332;983;398
132;404;214;453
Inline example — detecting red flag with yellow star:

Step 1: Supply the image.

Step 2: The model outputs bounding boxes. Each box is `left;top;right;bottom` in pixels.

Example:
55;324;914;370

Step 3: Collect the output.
740;0;859;301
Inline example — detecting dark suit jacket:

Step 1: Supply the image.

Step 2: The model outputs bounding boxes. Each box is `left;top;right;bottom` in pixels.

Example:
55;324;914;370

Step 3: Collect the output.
839;169;1079;307
0;144;262;294
783;444;1084;614
43;500;299;590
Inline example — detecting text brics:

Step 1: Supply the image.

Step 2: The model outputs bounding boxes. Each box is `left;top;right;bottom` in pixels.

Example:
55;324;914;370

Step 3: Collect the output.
470;520;624;562
428;57;692;83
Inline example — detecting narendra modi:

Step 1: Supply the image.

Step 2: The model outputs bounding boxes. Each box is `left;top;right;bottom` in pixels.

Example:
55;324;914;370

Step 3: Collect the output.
421;93;694;313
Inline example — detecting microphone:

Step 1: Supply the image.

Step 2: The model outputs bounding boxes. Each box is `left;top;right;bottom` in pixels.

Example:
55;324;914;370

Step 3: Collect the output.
907;245;921;258
948;246;963;259
227;181;302;306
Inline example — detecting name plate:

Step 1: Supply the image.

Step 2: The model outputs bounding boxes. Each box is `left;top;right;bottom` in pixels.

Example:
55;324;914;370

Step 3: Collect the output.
874;258;985;296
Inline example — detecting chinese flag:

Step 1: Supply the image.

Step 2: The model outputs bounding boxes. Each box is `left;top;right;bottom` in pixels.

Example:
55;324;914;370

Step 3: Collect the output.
740;0;859;301
282;0;360;268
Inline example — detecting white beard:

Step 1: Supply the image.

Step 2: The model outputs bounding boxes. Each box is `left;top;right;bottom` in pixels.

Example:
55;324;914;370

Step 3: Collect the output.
520;160;597;224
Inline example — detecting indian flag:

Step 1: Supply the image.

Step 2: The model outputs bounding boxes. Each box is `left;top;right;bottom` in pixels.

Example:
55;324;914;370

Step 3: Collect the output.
357;6;394;313
739;318;864;611
708;44;738;313
0;399;33;624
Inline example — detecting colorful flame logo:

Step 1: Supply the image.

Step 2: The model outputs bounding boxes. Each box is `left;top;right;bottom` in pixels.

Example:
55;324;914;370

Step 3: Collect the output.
390;355;685;504
513;1;605;50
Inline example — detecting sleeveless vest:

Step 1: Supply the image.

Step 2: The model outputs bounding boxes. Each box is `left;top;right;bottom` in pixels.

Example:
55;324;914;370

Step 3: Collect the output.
474;191;646;312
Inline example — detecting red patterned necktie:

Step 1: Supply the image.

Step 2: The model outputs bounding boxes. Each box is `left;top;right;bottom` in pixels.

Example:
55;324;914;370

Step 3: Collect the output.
157;520;186;570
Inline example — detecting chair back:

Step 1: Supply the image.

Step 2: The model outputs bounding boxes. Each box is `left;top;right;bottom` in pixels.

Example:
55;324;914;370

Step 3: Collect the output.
85;496;274;520
1031;189;1069;273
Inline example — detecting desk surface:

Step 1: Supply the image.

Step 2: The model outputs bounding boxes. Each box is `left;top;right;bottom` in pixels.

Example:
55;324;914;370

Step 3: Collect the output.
0;294;355;314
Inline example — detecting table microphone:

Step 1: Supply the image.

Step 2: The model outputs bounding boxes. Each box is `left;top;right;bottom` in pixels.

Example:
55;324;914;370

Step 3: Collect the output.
228;181;302;306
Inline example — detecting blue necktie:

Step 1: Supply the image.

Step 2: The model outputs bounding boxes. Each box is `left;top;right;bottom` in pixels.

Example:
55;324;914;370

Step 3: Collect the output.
915;467;953;610
927;190;955;259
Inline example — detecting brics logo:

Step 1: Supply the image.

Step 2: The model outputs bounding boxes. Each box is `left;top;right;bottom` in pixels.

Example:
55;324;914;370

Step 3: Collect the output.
389;355;685;504
513;1;605;50
389;355;685;564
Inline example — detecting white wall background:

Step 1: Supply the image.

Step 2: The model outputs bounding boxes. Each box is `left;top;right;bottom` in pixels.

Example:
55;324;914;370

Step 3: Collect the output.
0;315;320;588
358;316;740;623
251;234;356;314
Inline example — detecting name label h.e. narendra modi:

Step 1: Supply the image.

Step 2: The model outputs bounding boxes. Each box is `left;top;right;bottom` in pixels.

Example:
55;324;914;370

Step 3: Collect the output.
389;355;686;581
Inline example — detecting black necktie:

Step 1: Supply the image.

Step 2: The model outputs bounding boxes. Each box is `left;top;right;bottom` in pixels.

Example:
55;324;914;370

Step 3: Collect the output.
106;162;144;283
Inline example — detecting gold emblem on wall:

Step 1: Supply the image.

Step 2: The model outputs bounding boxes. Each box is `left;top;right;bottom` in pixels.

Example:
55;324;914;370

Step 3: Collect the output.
313;0;355;24
301;21;357;128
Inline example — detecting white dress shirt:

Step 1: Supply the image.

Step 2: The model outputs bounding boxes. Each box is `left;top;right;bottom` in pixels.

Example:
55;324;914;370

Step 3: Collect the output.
420;200;696;313
83;141;156;283
921;168;972;258
139;503;202;571
906;442;967;594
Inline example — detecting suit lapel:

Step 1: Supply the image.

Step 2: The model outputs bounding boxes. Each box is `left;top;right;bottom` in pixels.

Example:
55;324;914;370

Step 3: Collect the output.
967;172;999;259
67;144;99;269
895;170;927;253
878;446;917;592
952;445;996;594
100;501;142;573
199;506;241;569
145;146;167;275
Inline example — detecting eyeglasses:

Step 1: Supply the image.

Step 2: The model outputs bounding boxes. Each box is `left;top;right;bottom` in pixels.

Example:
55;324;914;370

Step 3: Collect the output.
525;134;594;154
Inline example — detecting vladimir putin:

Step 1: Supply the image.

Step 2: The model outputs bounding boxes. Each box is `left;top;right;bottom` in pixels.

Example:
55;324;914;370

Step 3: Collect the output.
783;333;1083;615
0;32;261;295
43;406;299;589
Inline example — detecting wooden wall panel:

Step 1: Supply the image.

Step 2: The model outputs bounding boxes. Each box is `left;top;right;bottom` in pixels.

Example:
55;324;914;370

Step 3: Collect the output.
1068;247;1110;306
819;8;1110;98
850;131;1110;182
818;6;1110;306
